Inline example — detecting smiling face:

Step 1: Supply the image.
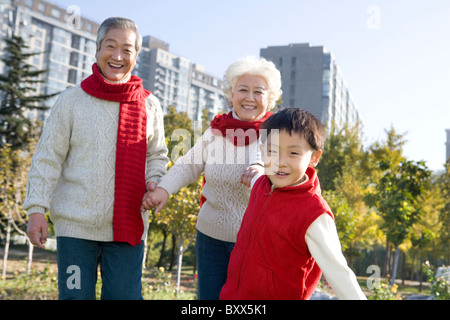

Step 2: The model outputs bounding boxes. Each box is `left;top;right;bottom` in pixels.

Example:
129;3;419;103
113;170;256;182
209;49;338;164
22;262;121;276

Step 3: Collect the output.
231;74;269;121
263;129;322;188
96;28;137;82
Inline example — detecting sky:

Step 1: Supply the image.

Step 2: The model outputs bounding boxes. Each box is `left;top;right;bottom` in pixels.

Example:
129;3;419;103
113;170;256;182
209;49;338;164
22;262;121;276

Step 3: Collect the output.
50;0;450;172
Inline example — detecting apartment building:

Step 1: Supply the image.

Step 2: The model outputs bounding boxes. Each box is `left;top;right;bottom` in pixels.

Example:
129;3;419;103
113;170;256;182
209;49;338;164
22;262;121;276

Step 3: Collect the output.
0;0;226;123
260;43;361;129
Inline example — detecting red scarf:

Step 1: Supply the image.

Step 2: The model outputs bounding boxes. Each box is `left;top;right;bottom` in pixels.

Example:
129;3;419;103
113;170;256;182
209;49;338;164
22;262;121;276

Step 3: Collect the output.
210;111;273;146
200;111;273;206
81;63;150;246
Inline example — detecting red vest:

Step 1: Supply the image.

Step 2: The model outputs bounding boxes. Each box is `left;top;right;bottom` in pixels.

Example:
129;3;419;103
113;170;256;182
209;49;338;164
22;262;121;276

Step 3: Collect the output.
220;167;333;300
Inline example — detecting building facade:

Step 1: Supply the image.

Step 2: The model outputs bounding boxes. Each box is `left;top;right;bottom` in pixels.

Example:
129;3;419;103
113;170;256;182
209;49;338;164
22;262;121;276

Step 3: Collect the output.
1;0;99;121
135;36;226;123
260;43;361;129
1;0;226;123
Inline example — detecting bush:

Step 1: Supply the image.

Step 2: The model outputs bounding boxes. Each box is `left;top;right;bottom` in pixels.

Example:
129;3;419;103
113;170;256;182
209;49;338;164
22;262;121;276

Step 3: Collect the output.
368;279;400;300
423;261;450;300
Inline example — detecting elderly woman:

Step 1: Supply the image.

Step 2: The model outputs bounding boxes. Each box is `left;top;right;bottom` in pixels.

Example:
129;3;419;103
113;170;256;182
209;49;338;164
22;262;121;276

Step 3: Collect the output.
24;17;168;300
141;56;282;299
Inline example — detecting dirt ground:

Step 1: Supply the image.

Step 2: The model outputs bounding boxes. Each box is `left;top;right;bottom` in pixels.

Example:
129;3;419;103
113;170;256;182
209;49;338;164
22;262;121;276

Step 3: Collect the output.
1;245;58;279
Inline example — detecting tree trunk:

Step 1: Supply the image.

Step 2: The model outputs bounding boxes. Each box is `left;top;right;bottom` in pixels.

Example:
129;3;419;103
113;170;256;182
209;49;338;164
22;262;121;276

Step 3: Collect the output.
401;250;405;285
169;234;176;271
1;217;12;280
157;230;167;268
176;242;185;296
27;239;34;274
384;240;390;277
390;246;400;286
419;257;423;292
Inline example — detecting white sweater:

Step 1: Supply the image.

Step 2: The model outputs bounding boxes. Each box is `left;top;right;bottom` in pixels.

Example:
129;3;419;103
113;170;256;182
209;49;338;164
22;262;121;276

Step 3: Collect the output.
158;125;262;243
23;85;169;242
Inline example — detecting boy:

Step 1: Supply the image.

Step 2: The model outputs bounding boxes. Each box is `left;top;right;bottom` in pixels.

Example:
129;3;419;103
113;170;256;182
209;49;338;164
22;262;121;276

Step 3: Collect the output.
220;108;366;300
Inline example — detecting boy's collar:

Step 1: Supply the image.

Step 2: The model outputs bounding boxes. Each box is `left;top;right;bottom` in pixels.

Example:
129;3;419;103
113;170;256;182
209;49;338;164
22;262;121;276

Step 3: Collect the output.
270;173;309;191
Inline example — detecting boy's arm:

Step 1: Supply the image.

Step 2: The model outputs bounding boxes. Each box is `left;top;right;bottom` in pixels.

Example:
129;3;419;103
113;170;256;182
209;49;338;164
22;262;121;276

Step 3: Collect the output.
305;214;367;300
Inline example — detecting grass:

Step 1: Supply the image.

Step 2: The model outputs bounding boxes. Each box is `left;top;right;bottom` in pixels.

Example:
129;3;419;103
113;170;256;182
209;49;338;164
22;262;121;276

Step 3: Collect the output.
0;245;435;300
0;244;198;300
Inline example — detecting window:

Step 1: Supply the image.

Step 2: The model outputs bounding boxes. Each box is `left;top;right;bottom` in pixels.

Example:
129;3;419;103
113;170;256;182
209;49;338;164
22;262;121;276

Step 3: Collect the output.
51;8;61;19
290;70;296;80
68;69;77;84
291;57;296;67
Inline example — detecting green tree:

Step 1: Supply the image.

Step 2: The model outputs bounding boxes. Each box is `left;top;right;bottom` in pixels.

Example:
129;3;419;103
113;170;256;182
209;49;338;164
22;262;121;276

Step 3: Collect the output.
438;160;450;264
317;122;381;265
0;35;55;149
157;179;201;295
366;158;431;285
365;127;407;276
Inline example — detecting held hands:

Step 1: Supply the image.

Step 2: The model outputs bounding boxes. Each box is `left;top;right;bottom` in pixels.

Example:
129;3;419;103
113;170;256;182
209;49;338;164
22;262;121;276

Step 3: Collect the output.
142;164;263;213
141;181;169;214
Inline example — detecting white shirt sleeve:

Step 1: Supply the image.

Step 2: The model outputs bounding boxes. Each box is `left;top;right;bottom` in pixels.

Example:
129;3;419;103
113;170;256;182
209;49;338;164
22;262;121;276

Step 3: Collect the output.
250;173;263;189
305;213;367;300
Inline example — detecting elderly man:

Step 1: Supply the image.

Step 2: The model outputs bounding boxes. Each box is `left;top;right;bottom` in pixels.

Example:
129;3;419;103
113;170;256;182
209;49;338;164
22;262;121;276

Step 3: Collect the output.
24;17;168;300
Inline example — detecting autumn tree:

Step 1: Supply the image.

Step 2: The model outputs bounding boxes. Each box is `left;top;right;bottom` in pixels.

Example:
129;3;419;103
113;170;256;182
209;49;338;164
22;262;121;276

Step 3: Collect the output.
157;179;201;295
0;141;36;279
365;128;431;284
317;122;381;265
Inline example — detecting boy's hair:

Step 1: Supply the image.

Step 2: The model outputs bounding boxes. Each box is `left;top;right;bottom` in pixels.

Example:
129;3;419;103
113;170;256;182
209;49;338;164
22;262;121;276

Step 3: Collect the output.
261;107;325;151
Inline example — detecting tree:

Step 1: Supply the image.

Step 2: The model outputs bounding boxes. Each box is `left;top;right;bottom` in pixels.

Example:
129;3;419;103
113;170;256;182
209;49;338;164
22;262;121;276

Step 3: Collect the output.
0;34;56;149
0;141;36;279
438;160;450;264
157;179;201;295
366;159;431;285
317;122;382;265
365;126;407;277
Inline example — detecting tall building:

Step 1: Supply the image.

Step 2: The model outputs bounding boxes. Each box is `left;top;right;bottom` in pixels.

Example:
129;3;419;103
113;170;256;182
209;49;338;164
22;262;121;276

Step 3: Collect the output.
1;0;226;124
260;43;361;129
135;37;226;123
1;0;99;121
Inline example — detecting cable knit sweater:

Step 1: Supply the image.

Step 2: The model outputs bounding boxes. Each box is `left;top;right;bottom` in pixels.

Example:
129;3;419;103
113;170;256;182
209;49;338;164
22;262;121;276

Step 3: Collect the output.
157;118;263;243
23;85;169;242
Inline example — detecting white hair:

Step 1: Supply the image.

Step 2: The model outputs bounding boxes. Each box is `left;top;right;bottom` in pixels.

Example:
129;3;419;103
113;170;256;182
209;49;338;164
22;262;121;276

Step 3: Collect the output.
223;56;282;109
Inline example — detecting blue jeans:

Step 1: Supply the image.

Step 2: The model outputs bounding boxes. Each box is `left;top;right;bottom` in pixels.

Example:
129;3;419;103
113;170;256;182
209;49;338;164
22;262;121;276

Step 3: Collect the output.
56;237;144;300
196;230;235;300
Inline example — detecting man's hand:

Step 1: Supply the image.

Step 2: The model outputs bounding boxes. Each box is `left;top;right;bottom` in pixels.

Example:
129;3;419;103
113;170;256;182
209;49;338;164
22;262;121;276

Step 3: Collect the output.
27;213;48;249
141;187;169;214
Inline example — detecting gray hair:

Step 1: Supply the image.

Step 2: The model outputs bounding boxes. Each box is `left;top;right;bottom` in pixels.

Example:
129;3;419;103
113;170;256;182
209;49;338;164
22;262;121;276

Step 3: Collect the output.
223;56;283;110
96;17;143;54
